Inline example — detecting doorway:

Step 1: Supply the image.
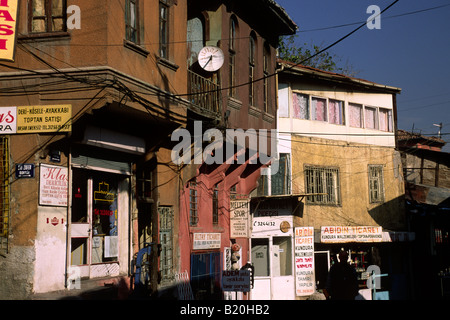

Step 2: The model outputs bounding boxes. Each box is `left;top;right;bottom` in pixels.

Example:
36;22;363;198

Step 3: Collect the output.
251;236;295;300
70;168;126;278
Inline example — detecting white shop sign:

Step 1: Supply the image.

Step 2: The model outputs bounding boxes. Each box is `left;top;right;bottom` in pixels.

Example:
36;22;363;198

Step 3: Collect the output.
295;227;315;296
193;233;221;250
321;226;383;243
39;164;68;207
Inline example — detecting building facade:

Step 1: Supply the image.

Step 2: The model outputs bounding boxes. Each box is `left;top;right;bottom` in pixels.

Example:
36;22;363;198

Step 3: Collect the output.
0;0;190;299
0;0;296;299
251;62;411;300
178;0;296;300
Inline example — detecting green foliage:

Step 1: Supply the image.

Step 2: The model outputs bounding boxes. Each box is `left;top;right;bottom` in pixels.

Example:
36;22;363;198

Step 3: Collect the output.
278;35;359;76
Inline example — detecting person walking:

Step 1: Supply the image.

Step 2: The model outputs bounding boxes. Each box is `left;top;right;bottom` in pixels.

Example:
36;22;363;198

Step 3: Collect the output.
325;249;359;300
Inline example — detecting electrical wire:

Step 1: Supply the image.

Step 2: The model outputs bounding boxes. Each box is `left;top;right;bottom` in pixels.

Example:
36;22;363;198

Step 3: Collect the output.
297;3;450;33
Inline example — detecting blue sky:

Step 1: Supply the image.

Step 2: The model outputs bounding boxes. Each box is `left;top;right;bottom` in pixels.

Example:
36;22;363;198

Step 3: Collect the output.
275;0;450;151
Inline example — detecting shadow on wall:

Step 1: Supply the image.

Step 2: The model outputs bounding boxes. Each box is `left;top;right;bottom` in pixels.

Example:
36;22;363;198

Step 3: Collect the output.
367;195;407;231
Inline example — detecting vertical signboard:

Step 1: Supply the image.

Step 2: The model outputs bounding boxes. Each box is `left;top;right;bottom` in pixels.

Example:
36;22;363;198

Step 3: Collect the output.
230;199;249;238
39;164;69;206
295;227;315;296
0;0;19;62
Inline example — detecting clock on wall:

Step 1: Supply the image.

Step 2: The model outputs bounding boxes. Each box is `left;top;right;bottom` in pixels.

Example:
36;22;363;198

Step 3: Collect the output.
198;46;224;72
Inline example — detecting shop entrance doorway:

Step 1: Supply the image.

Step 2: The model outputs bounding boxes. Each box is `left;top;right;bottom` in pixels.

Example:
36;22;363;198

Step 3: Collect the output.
70;168;125;279
250;236;295;300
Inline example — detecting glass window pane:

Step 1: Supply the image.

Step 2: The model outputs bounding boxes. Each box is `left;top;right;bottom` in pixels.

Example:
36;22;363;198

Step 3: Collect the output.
349;103;362;128
252;238;270;276
52;0;64;15
33;0;46;16
311;97;327;121
364;107;377;129
293;93;309;119
92;173;119;262
329;100;344;125
32;19;46;33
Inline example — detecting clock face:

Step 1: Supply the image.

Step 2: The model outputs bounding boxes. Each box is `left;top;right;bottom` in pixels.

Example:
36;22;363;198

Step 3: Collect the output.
198;46;224;72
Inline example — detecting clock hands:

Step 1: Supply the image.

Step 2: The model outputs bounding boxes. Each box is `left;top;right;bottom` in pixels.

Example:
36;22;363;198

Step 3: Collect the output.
201;55;212;69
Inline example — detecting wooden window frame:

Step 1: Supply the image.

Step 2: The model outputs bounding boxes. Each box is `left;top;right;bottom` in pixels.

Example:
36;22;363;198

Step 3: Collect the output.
28;0;67;34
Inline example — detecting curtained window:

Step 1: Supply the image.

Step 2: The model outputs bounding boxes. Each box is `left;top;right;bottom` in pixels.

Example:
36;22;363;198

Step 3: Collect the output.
349;103;363;128
364;106;377;129
329;99;344;125
292;93;309;119
379;108;393;132
311;97;327;121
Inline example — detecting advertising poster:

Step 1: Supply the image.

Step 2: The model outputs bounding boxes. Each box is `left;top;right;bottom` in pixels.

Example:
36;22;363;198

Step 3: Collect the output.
39;164;68;206
295;227;315;296
230;199;249;238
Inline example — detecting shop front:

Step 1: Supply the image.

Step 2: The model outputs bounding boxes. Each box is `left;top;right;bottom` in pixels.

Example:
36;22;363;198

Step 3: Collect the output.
314;226;414;300
250;196;302;300
69;164;130;280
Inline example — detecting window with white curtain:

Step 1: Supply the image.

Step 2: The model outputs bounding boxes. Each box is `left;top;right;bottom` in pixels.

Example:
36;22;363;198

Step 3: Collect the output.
311;97;327;121
349;103;363;128
379;108;393;132
329;99;345;125
364;106;377;129
292;93;309;119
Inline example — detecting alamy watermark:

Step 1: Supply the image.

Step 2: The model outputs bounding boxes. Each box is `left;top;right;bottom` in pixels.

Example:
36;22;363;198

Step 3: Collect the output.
367;5;381;30
171;121;279;175
67;5;82;30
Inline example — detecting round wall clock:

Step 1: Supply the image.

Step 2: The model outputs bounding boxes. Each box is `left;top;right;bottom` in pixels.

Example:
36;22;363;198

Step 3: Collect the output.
198;46;224;72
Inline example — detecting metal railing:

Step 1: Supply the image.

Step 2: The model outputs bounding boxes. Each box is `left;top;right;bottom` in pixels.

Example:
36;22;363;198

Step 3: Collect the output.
187;70;221;116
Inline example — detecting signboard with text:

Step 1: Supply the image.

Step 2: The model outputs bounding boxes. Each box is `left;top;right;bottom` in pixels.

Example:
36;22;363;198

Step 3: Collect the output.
0;0;19;62
295;227;315;296
230;199;249;238
39;164;68;207
0;105;72;134
321;226;383;243
222;270;251;292
192;233;221;250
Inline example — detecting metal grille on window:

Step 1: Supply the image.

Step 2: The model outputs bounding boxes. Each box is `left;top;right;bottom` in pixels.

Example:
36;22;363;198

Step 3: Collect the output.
271;153;291;195
212;184;219;225
189;181;198;226
305;166;340;205
0;136;9;253
369;165;384;203
159;206;174;282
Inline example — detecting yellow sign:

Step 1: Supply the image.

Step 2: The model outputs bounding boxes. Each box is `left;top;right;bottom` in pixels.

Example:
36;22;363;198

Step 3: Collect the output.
0;0;19;62
16;105;72;133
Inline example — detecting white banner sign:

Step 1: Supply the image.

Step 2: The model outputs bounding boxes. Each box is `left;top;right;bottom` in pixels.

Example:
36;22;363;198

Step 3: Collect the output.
230;199;249;238
295;227;315;296
321;226;383;243
193;233;221;250
39;164;68;206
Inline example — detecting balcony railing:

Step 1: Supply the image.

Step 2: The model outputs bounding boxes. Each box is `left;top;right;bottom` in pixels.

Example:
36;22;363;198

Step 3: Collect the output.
188;70;221;117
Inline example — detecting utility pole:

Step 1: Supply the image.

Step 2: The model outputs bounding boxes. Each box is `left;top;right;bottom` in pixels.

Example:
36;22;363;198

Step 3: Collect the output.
433;123;443;139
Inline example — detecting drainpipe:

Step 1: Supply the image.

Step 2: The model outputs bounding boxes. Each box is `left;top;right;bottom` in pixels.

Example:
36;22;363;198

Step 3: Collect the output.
64;146;72;289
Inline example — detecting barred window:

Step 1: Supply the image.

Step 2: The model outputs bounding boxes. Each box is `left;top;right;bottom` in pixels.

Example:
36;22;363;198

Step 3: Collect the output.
189;181;198;226
159;206;174;282
305;166;340;205
271;153;291;195
0;136;9;252
212;183;219;225
369;165;384;203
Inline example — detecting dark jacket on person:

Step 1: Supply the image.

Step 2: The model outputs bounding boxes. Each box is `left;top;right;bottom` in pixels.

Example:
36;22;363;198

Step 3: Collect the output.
326;262;359;300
